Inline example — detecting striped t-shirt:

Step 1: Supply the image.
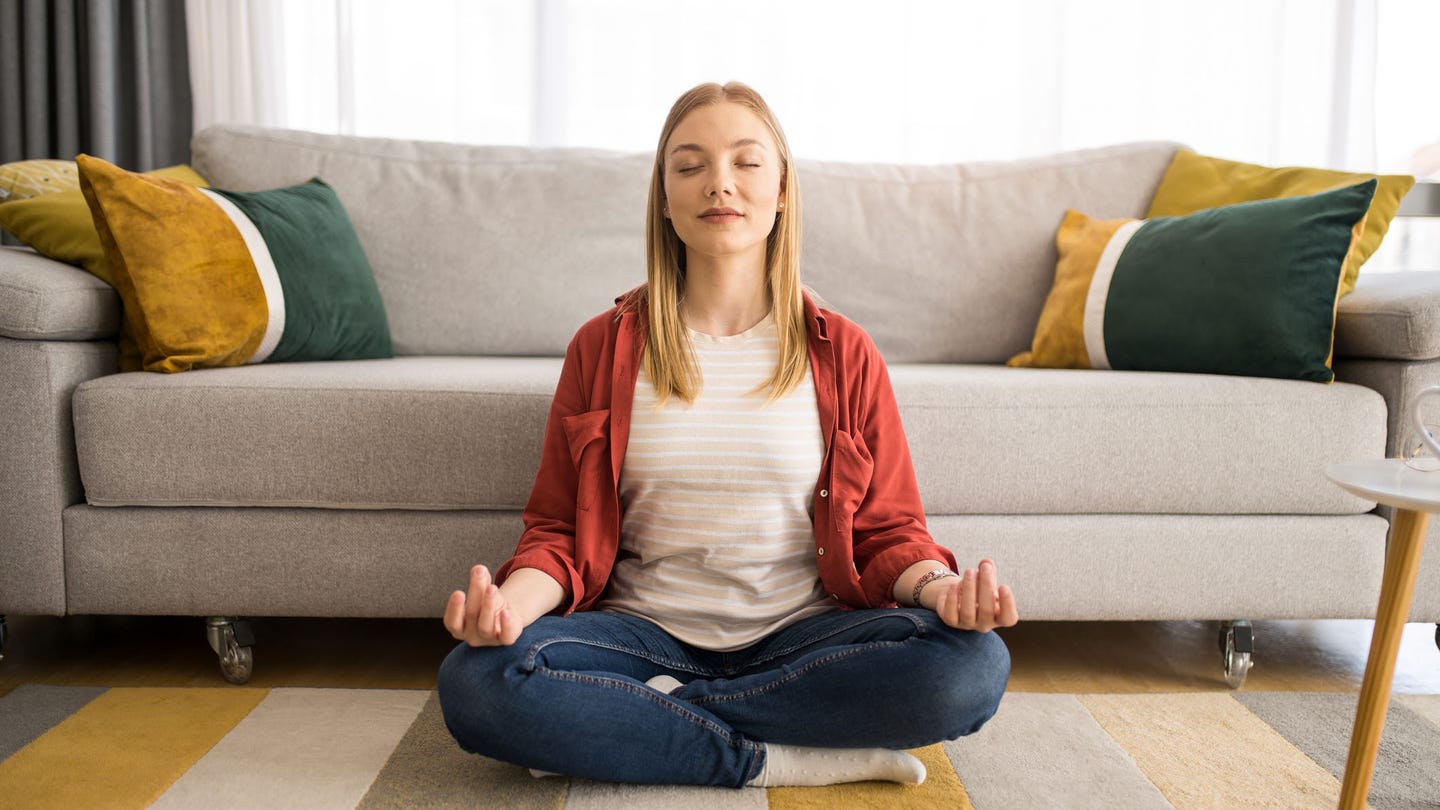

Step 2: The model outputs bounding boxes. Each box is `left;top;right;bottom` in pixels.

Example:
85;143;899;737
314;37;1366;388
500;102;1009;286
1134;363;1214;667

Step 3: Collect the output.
598;312;836;650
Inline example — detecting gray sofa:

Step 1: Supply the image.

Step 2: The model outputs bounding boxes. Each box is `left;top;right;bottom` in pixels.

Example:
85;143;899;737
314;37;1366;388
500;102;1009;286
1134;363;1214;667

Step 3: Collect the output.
3;125;1439;685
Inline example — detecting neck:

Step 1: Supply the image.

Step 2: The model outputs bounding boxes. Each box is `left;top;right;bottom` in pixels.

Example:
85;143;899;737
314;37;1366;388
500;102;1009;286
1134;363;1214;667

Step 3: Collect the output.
681;248;770;336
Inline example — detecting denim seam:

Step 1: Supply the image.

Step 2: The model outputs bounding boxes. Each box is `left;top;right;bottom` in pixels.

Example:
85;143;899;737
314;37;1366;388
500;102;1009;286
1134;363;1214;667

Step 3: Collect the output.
524;636;713;676
537;667;740;741
746;611;927;669
689;639;909;707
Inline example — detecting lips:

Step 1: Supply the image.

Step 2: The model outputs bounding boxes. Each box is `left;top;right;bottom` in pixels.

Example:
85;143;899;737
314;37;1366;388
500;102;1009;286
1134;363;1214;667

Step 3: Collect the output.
700;207;743;222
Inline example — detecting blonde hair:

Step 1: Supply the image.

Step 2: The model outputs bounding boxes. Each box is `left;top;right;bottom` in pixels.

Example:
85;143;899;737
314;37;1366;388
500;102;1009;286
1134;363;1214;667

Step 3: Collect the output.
625;81;807;405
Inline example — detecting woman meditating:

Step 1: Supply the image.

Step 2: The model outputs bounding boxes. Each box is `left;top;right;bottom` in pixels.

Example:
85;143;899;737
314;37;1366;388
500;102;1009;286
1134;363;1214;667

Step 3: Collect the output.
438;81;1017;789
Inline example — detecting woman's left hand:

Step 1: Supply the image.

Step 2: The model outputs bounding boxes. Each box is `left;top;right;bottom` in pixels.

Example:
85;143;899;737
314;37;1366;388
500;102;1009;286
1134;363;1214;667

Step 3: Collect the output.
933;559;1019;633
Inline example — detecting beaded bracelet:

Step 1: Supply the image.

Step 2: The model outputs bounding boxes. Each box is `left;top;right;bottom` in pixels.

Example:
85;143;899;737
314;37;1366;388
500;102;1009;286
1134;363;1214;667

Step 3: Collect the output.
911;568;960;607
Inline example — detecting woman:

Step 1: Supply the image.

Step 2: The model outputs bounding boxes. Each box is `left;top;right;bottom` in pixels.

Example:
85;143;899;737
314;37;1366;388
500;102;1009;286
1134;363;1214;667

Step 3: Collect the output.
438;81;1017;789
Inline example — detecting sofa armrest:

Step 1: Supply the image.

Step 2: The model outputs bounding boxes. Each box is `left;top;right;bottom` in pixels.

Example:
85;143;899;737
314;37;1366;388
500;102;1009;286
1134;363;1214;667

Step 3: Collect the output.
1335;271;1440;361
0;246;120;341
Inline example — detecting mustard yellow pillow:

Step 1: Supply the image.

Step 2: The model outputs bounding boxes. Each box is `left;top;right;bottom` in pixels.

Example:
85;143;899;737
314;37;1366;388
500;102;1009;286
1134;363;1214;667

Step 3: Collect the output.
0;164;208;286
0;159;79;203
1010;181;1376;383
0;164;207;370
1146;149;1414;297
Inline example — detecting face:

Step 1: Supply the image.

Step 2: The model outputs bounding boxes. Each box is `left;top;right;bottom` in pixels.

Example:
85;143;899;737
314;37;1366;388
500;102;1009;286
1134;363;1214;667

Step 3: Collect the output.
662;101;785;264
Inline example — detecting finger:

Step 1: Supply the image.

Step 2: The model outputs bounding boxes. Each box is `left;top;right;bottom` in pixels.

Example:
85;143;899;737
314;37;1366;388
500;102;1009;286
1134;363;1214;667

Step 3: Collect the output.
997;584;1020;627
958;568;978;628
976;561;999;625
443;590;467;639
464;565;490;634
477;584;504;642
497;605;523;646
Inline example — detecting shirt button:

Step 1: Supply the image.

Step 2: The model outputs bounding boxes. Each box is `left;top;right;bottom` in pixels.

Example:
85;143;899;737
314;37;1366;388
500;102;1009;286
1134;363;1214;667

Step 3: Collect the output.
817;547;826;556
819;489;828;498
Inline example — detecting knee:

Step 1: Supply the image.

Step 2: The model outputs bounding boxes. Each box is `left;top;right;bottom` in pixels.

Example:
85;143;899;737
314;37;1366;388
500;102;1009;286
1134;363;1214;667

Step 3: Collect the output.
436;642;519;753
921;627;1011;738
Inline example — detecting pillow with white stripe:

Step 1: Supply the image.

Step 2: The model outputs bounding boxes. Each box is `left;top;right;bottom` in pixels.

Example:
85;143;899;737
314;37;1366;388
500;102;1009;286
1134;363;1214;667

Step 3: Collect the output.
77;154;392;373
1007;179;1377;383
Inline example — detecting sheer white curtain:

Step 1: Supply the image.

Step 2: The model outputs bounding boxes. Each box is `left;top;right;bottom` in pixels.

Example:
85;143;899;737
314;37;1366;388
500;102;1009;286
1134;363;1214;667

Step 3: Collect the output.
187;0;1436;173
185;0;287;132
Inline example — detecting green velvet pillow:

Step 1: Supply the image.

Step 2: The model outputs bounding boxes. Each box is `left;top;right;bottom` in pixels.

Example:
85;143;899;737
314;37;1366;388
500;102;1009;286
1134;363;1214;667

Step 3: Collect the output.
1009;180;1378;383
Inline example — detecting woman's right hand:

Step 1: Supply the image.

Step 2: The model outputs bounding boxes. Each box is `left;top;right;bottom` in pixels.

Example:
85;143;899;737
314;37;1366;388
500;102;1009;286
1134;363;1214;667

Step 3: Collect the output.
444;564;525;647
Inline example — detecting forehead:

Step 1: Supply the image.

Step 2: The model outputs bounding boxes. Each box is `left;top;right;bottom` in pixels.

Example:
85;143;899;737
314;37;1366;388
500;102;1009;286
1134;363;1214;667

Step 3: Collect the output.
666;101;776;153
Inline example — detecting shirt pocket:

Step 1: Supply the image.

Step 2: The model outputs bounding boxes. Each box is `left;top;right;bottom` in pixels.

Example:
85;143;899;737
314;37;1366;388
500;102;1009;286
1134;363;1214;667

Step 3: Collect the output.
561;409;611;511
829;429;875;531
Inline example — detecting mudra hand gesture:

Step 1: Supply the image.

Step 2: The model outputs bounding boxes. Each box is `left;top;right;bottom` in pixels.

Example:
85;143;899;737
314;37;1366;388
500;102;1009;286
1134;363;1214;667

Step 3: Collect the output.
930;559;1019;633
444;564;524;647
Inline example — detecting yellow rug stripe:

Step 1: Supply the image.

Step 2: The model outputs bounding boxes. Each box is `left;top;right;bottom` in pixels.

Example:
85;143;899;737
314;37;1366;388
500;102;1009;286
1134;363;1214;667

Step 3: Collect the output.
765;744;972;810
0;687;267;810
1080;693;1346;810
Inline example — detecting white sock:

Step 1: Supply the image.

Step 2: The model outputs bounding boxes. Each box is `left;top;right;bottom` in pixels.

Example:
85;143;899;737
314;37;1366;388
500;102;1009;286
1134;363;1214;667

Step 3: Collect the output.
748;744;926;787
646;674;684;695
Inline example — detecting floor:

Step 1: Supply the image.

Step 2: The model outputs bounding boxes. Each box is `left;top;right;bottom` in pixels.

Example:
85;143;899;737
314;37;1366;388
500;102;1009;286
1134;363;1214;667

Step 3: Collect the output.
2;614;1438;697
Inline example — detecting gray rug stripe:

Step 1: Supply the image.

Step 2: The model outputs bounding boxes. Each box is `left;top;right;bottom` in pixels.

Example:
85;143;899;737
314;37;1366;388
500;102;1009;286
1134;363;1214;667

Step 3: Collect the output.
1235;692;1440;810
0;684;108;761
1395;694;1440;732
356;692;567;810
942;692;1173;809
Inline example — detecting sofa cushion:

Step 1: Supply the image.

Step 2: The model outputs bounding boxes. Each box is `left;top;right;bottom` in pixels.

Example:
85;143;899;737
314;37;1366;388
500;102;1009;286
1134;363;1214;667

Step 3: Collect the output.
1146;148;1415;297
191;126;1179;364
74;357;560;510
77;156;392;373
190;126;654;360
74;358;1383;515
893;365;1385;516
1007;181;1377;383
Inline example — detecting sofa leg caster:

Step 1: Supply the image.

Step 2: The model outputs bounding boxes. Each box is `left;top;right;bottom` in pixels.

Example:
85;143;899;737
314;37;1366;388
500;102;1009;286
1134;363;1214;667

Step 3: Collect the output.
1218;620;1254;688
206;617;255;684
0;614;8;662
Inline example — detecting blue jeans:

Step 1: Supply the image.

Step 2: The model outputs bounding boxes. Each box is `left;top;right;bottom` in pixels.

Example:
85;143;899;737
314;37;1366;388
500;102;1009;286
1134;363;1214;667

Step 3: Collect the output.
437;608;1011;787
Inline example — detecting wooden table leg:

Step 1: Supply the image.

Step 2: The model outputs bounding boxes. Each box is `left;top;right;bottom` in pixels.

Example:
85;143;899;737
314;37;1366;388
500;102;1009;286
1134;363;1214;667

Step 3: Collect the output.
1339;507;1430;809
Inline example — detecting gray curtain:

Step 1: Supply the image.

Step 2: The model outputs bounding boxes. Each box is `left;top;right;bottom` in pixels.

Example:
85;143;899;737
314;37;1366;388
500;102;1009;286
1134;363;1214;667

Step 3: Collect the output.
0;0;193;170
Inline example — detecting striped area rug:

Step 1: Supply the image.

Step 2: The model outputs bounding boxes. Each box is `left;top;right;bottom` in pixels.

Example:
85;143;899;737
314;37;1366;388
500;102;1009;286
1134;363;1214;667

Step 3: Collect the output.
2;686;1438;808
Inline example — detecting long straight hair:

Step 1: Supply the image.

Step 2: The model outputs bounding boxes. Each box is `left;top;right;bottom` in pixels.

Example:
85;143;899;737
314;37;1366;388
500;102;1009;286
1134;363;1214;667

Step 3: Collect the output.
624;81;807;405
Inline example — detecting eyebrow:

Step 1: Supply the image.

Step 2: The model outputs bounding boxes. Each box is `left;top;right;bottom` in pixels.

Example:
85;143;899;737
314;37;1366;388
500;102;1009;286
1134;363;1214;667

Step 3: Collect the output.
669;138;767;156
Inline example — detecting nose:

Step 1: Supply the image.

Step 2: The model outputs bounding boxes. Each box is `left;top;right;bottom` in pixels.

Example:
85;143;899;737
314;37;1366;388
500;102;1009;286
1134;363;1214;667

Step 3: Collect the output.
706;164;733;198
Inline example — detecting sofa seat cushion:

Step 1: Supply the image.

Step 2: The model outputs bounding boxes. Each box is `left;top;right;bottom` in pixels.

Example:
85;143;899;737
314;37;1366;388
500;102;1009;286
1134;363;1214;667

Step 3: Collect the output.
892;365;1385;515
74;357;561;510
74;359;1385;515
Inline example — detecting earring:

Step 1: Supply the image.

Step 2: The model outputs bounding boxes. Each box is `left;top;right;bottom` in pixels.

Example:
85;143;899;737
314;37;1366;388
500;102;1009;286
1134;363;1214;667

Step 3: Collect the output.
778;202;785;209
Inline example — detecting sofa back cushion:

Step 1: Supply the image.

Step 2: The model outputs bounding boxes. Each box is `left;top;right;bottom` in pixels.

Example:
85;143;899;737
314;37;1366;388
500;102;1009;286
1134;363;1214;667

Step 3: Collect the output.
798;142;1178;362
192;126;1177;362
